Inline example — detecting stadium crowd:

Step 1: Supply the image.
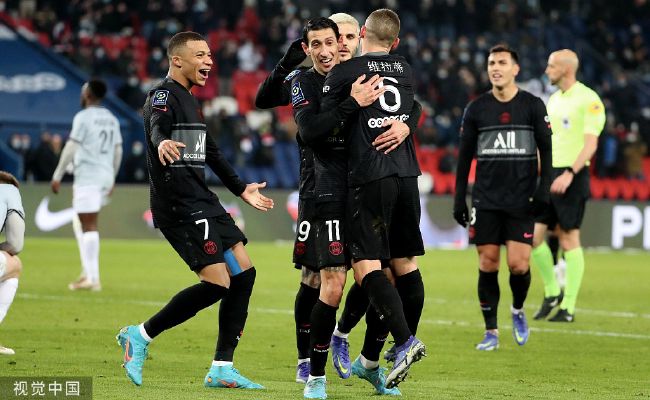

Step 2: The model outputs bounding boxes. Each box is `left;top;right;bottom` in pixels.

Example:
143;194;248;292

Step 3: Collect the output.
1;0;649;189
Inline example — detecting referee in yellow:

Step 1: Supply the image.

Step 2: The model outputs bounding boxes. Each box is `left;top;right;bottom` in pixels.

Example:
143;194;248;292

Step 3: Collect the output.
531;49;606;322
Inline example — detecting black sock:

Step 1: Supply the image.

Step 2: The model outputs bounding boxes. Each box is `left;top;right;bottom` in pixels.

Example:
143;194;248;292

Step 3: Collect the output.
509;269;531;310
361;270;411;346
395;269;425;336
295;283;319;360
215;268;256;361
361;306;389;362
144;281;228;338
548;236;560;265
337;283;369;334
309;300;337;377
477;270;500;330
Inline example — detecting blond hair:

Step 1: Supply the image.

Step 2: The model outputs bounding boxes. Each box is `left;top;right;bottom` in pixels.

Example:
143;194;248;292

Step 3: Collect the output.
329;13;360;33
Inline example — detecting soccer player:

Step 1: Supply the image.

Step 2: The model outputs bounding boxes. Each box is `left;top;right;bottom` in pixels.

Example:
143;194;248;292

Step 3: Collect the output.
51;79;122;291
290;18;405;399
453;44;553;351
321;9;427;389
255;13;414;390
531;49;605;322
0;171;24;355
116;31;273;389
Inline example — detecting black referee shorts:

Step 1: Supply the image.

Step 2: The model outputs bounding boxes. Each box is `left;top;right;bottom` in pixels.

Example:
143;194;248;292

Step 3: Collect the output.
160;213;247;272
536;168;590;231
469;208;534;246
347;176;424;260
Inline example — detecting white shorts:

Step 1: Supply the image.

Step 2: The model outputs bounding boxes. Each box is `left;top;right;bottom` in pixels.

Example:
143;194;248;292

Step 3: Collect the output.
73;185;110;214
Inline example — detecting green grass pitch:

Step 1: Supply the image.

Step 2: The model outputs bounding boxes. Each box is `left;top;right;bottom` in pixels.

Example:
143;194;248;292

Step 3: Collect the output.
1;238;649;399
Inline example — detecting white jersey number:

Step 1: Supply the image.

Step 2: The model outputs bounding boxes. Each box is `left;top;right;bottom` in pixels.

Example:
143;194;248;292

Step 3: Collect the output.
378;77;401;113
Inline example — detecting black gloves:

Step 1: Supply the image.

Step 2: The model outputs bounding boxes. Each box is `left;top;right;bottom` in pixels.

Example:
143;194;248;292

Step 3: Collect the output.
279;38;306;71
453;198;469;227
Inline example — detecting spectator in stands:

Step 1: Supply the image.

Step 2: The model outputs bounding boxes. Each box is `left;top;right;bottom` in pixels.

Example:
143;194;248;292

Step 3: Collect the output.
123;141;147;183
623;122;647;181
216;39;238;96
596;122;620;178
29;133;60;181
237;38;262;72
118;75;146;112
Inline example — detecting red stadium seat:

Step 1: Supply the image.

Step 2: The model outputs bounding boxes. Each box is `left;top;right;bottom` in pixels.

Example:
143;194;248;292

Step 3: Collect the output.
603;179;621;200
590;177;605;199
632;180;650;201
620;180;635;201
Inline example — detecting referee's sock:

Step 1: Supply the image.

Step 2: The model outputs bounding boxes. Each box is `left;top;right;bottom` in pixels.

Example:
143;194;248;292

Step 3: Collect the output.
360;305;389;363
295;283;319;360
531;241;561;297
361;270;411;346
336;283;369;335
509;269;531;310
215;267;256;362
309;300;338;377
395;269;425;335
478;270;500;330
144;281;228;339
561;247;585;315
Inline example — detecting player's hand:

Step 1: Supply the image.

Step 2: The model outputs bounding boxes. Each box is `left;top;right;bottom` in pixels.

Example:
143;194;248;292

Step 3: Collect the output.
158;139;186;166
373;120;410;154
453;200;469;227
550;171;573;195
279;38;307;70
50;180;60;194
351;74;384;107
240;182;274;211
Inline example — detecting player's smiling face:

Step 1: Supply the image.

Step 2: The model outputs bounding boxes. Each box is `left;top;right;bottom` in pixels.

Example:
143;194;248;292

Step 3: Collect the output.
337;23;359;62
176;40;213;88
487;51;519;89
302;28;340;75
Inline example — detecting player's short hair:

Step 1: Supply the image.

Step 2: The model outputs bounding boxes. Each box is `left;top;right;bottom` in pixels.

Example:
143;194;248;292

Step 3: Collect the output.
364;8;400;47
0;171;19;188
489;44;519;64
302;17;340;45
329;13;360;33
86;79;107;100
167;31;206;59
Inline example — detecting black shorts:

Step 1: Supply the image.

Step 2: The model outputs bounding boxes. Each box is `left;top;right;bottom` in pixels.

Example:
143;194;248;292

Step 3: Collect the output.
160;213;247;272
469;208;534;246
293;199;319;270
536;168;589;230
347;176;424;260
313;201;347;270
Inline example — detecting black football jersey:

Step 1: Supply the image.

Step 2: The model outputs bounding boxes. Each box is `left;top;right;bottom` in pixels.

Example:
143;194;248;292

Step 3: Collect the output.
291;68;360;202
321;53;421;187
143;77;246;228
455;90;553;210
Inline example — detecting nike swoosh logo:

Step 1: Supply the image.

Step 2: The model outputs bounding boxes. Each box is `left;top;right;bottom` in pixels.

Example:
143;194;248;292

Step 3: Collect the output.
34;197;75;231
514;329;525;343
335;357;349;374
523;233;533;238
124;339;133;363
218;379;238;388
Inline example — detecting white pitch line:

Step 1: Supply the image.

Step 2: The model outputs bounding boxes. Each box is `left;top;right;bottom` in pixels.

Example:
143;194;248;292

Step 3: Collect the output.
16;292;650;340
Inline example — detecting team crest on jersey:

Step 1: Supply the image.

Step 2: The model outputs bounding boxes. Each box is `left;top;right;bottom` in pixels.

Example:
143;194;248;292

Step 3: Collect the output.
204;240;217;255
284;69;302;82
588;101;603;115
294;242;306;256
329;241;343;256
152;90;169;106
291;82;307;107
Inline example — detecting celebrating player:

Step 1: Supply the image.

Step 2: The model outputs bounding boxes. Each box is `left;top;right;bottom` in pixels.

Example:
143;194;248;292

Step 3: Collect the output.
116;31;273;389
453;44;553;350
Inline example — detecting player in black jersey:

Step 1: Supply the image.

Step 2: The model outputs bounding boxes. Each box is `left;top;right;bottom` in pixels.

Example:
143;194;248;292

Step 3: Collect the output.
453;44;552;351
321;9;426;389
116;32;273;389
255;14;414;392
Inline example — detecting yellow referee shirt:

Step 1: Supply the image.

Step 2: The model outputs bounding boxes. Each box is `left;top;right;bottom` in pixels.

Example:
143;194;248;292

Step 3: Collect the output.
546;81;606;168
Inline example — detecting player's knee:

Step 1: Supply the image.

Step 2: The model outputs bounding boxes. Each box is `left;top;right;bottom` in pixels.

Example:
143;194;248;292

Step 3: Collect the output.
302;271;321;288
508;261;529;275
479;255;499;271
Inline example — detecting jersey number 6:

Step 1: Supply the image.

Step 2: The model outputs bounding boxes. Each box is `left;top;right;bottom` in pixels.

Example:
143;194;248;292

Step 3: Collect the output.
377;77;401;112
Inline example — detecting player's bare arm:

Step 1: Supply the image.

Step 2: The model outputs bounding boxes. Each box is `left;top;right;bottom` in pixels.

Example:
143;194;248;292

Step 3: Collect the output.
350;74;384;107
